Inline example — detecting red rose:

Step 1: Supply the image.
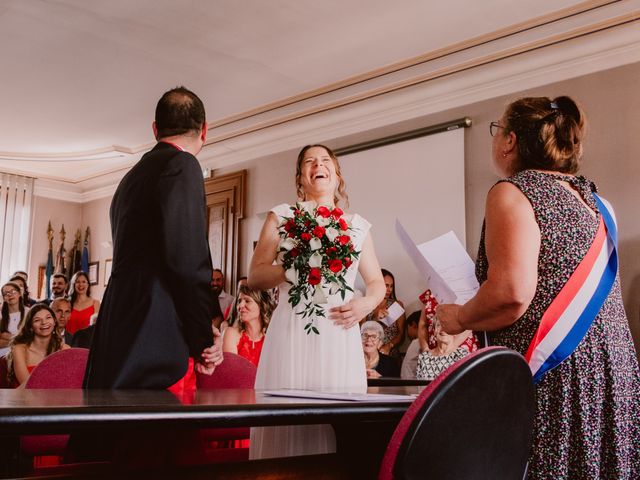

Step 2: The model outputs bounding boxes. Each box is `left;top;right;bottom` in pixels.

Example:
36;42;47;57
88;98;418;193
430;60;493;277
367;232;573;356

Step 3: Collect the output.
284;219;296;232
290;248;299;258
329;259;343;273
301;232;312;242
308;268;322;285
331;207;344;219
344;258;353;268
312;225;325;238
304;220;311;227
317;206;331;218
326;246;337;255
338;235;350;245
288;231;296;238
338;218;348;231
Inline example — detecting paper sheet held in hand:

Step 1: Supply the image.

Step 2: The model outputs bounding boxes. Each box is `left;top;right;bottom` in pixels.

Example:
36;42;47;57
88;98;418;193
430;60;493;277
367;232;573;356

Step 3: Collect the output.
379;301;405;327
395;220;479;304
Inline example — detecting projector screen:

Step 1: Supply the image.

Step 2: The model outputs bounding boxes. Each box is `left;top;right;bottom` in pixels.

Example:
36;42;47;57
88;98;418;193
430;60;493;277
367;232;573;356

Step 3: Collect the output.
340;128;466;316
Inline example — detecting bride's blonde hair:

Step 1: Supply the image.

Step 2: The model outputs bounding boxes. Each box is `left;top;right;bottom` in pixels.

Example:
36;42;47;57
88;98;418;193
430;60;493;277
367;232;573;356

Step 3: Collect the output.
295;144;349;208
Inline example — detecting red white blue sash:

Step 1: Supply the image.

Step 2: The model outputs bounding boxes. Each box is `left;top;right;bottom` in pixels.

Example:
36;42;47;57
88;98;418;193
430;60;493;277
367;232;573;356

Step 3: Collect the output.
525;193;618;384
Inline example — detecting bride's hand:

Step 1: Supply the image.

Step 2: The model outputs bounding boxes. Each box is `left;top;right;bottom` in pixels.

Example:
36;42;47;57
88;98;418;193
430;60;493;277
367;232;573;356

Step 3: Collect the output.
329;297;372;329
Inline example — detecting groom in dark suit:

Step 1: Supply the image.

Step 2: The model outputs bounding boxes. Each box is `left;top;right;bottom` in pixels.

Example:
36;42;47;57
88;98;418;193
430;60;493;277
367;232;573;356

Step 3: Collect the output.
84;86;222;389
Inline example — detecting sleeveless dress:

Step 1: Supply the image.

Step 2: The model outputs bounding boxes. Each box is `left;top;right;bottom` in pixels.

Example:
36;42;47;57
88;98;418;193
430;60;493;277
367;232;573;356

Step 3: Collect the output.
236;332;264;367
250;203;370;459
476;171;640;479
67;304;95;335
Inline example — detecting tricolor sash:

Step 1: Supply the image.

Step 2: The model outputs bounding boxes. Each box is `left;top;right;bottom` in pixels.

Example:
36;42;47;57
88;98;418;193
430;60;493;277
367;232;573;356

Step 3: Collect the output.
525;193;618;384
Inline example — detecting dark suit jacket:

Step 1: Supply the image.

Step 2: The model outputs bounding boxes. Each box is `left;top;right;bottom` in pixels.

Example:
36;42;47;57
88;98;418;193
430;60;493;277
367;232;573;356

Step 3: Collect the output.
84;142;215;389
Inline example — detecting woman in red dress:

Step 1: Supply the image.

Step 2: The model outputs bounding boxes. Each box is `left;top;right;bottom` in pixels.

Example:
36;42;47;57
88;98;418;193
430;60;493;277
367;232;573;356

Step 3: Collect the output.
67;271;100;335
7;304;69;387
222;285;275;367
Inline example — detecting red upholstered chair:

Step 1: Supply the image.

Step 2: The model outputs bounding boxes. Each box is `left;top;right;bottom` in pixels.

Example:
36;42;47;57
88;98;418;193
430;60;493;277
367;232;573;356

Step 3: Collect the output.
179;352;258;465
24;347;89;389
195;351;257;390
21;348;90;458
378;346;535;480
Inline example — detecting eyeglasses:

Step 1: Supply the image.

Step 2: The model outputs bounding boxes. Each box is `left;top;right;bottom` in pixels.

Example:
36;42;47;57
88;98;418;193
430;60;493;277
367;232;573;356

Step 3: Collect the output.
361;333;380;341
1;290;19;298
489;121;506;137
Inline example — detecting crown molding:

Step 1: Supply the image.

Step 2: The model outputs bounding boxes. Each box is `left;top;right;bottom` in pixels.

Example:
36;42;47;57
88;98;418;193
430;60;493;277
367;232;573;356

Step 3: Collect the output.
30;5;640;203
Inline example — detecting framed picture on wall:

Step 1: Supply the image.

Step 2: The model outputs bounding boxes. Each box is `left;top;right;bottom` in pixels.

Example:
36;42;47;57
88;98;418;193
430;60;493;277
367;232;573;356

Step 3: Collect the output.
88;261;99;286
104;258;112;286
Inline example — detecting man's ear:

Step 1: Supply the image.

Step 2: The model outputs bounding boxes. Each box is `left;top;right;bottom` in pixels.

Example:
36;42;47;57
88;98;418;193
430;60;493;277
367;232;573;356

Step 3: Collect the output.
152;121;159;140
200;122;208;144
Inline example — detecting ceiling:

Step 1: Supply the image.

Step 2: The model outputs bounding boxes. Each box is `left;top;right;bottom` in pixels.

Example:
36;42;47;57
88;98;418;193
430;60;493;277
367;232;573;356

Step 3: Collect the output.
0;0;638;193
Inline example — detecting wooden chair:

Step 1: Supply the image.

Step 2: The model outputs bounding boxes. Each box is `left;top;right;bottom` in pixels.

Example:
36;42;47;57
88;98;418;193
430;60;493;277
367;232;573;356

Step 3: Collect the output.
0;355;9;388
378;346;535;480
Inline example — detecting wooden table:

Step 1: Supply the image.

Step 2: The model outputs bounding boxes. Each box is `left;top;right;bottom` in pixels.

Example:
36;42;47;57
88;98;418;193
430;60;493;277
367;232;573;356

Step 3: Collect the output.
0;387;423;478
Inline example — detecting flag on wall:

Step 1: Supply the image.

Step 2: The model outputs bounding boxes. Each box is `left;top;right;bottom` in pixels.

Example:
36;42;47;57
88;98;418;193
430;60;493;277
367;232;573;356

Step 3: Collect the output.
81;227;90;273
45;221;54;299
70;229;82;275
54;224;67;275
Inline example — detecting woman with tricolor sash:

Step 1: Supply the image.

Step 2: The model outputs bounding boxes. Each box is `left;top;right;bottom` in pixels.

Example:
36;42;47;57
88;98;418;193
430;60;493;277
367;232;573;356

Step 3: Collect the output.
437;96;640;479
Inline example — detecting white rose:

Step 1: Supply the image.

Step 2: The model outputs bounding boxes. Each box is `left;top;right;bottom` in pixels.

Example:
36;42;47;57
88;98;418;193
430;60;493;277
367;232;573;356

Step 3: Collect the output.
309;252;323;268
325;227;339;242
316;216;331;227
309;237;322;251
312;285;328;304
279;237;297;251
285;267;299;284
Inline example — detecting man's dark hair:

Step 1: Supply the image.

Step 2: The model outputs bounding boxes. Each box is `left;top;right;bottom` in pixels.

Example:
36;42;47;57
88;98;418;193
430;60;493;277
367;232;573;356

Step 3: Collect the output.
155;86;206;139
52;273;68;283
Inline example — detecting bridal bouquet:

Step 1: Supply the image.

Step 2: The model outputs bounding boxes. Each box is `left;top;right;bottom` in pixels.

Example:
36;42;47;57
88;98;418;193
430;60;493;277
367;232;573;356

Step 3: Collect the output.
277;202;360;334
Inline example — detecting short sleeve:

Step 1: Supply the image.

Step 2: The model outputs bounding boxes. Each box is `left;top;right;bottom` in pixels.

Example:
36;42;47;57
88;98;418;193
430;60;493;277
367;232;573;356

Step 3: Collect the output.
270;203;292;219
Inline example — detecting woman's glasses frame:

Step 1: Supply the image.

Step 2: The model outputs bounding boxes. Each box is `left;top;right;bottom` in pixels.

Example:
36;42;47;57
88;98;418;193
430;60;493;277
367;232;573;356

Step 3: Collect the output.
490;121;506;137
1;289;19;298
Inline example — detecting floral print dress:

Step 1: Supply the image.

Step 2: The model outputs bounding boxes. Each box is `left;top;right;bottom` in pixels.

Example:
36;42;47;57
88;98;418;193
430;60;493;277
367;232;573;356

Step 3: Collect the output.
476;170;640;479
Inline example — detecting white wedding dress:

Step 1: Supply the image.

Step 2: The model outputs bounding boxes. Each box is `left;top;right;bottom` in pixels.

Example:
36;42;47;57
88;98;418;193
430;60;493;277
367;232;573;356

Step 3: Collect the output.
249;203;369;459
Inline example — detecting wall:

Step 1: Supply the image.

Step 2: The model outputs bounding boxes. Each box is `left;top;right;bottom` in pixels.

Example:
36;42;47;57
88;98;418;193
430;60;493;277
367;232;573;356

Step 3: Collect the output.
27;62;640;351
81;197;112;300
27;196;82;298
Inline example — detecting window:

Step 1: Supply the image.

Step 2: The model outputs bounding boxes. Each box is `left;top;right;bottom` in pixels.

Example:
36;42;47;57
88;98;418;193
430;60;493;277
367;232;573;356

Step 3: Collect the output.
0;173;34;282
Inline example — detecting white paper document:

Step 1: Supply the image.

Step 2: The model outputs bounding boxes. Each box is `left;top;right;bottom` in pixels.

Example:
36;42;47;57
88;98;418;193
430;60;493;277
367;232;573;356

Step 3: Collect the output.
395;221;479;304
262;389;417;402
379;301;405;327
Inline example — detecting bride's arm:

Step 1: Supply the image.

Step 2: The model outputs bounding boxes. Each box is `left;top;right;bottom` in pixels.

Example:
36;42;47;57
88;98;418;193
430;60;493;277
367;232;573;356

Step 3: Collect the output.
249;212;286;290
330;232;385;328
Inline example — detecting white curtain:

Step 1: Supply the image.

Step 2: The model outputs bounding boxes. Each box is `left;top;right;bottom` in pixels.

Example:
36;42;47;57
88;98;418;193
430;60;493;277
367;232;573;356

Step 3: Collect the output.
0;173;34;282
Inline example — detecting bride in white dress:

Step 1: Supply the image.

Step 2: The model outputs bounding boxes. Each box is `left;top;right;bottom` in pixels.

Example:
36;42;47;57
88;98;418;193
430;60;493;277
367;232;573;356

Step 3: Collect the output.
248;144;386;459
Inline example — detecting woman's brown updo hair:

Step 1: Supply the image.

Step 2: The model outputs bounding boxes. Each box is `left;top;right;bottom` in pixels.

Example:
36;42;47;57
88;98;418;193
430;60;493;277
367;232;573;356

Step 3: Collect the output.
503;96;586;174
295;144;349;207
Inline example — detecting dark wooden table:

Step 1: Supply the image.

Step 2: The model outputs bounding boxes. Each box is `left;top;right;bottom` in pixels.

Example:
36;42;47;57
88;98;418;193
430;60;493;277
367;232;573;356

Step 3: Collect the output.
0;387;421;434
0;387;424;478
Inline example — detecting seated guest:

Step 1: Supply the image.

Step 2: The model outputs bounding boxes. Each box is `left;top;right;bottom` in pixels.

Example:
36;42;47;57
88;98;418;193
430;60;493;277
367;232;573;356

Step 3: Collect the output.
41;274;69;306
361;321;400;378
67;271;100;335
212;269;235;321
9;275;36;307
0;282;29;357
51;297;73;345
400;310;421;379
416;316;472;381
7;304;69;387
71;313;98;349
222;285;274;367
363;269;405;356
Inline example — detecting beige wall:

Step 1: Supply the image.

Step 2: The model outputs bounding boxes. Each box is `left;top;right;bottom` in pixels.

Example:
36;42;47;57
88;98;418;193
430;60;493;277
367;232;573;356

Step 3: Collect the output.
28;62;640;351
27;196;82;298
81;197;112;300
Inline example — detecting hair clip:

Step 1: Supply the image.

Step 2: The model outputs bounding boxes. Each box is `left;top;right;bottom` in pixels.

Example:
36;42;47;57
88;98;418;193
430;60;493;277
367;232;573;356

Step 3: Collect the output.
550;101;559;110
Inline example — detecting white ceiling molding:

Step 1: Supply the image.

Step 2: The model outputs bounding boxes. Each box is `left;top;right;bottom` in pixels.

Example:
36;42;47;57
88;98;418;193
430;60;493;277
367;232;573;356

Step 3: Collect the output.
23;2;640;202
